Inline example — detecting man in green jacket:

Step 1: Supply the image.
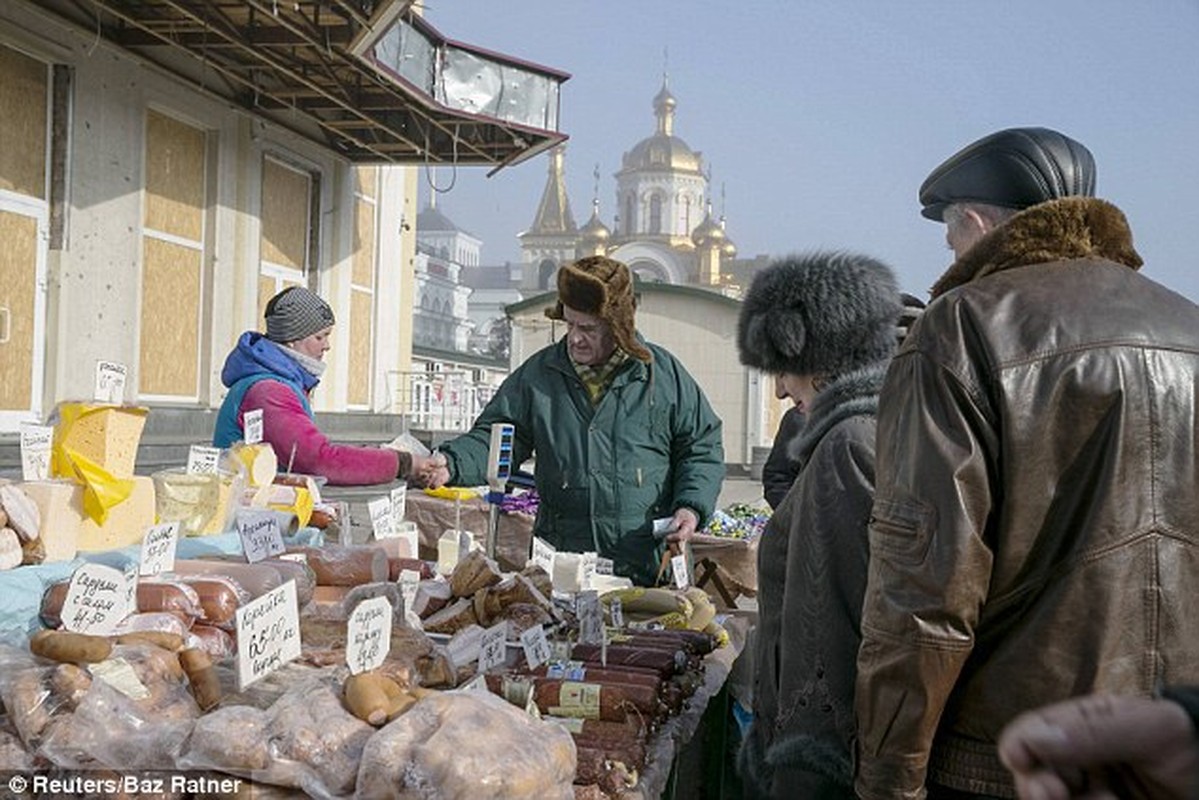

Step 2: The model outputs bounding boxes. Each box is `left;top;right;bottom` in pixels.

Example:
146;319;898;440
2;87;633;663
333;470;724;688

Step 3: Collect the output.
424;255;724;586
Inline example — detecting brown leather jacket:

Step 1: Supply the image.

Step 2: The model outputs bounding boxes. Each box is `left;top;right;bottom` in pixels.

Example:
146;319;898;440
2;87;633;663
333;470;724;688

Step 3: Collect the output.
854;198;1199;799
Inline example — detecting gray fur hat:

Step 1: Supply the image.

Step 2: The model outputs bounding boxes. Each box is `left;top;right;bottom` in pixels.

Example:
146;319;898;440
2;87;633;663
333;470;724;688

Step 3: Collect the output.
264;286;335;343
737;251;901;376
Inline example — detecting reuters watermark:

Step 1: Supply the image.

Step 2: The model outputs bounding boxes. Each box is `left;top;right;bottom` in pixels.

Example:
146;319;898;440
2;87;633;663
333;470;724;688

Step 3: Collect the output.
3;771;243;798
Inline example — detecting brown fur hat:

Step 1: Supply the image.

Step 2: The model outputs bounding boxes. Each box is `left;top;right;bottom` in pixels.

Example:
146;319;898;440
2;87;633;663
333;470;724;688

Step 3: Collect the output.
545;256;652;362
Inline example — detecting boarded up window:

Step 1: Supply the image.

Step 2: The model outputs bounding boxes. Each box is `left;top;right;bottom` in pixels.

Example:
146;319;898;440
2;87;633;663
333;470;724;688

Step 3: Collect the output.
0;46;47;200
261;158;311;273
0;45;49;418
348;166;378;407
139;110;206;399
0;211;37;410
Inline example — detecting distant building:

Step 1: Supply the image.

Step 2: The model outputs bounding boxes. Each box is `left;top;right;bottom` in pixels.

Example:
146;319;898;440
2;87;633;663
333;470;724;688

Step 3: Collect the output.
520;79;748;293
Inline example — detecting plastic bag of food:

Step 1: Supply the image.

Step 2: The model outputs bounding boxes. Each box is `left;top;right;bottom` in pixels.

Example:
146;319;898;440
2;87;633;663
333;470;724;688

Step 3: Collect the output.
181;672;372;798
354;689;576;800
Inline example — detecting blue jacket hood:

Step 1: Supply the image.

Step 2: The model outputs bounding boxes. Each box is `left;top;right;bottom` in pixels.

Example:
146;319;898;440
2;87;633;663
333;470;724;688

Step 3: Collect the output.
221;331;320;392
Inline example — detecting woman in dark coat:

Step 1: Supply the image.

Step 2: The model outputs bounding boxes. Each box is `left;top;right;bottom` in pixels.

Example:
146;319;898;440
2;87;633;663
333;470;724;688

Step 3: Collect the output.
735;252;906;799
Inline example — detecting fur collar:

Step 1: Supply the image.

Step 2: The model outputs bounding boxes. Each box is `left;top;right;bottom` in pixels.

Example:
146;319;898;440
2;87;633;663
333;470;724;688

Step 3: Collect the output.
789;363;889;467
931;197;1143;298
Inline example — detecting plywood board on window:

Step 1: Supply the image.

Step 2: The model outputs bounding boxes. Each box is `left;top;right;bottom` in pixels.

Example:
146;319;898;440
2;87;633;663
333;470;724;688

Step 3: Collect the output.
144;110;205;241
139;238;200;397
348;288;373;406
261;159;310;270
0;211;36;409
354;165;377;199
0;45;48;200
352;196;376;287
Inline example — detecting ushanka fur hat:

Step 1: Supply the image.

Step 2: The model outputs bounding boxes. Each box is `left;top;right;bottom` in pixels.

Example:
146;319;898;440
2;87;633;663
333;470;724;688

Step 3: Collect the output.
738;251;901;376
546;256;652;362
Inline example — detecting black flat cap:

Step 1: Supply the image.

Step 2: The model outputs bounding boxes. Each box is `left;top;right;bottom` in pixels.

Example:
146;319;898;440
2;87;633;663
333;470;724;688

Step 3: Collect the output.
919;127;1096;221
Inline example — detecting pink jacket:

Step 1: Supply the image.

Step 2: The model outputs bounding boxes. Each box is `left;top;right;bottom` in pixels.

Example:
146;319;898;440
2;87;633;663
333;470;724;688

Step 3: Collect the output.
240;379;399;486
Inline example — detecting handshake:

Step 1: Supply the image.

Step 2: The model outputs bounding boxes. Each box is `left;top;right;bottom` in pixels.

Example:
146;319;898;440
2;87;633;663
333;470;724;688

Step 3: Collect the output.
381;433;451;488
409;451;450;489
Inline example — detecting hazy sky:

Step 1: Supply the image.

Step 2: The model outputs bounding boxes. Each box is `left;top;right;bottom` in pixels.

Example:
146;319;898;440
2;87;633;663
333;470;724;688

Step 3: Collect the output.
418;1;1199;302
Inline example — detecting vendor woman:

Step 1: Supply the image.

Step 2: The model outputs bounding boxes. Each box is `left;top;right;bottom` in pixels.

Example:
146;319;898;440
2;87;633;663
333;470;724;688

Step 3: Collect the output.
214;286;434;485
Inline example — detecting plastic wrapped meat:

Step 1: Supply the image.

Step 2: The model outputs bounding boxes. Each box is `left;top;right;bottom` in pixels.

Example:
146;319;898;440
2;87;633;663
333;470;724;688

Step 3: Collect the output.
354;689;576;800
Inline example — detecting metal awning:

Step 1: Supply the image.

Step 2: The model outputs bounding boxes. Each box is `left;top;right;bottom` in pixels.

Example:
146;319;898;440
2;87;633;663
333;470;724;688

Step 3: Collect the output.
34;0;570;170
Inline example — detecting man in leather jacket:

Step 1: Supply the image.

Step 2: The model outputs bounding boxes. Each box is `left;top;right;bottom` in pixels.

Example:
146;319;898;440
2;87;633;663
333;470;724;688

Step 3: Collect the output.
854;127;1199;799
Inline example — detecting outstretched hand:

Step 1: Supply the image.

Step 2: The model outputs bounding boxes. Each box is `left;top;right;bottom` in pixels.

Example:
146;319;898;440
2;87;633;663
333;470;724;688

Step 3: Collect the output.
410;451;450;489
999;693;1199;800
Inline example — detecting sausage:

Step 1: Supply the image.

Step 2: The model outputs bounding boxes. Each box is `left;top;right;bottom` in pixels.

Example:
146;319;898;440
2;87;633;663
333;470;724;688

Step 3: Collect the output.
173;575;246;627
186;625;236;662
569;644;683;677
171;559;283;599
286;545;388;586
179;647;221;711
30;630;112;664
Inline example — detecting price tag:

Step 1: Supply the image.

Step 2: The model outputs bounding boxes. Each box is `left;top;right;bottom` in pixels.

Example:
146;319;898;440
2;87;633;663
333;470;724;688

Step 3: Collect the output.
461;673;489;693
187;445;221;475
235;580;301;690
390;485;407;528
368;496;394;539
94;360;127;404
530;537;555;574
346;596;393;675
520;624;552;670
393;521;419;559
610;597;624;629
580;552;597;591
243;408;264;445
478;621;509;673
19;424;52;482
595;557;614;576
397;569;420;616
576;590;603;646
89;658;150;700
672;553;691;589
139;521;180;577
237;508;285;563
61;564;133;635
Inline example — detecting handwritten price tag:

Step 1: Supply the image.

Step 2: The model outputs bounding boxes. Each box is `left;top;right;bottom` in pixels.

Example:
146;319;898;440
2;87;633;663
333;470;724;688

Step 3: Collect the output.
235;580;301;690
580;552;598;591
531;537;556;574
346;596;393;675
139;521;180;577
577;590;603;646
397;568;420;612
610;597;624;629
243;408;264;445
237;508;285;563
19;424;52;482
368;497;394;539
478;621;509;673
94;360;127;404
520;624;552;670
595;557;614;576
61;564;133;635
390;485;407;528
672;552;691;589
187;445;221;475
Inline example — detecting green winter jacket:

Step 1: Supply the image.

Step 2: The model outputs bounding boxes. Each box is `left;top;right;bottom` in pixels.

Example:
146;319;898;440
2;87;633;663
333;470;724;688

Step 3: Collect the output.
439;337;724;585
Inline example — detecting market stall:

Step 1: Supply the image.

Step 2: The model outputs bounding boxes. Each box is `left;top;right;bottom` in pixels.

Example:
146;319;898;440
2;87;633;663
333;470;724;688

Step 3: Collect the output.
0;403;752;798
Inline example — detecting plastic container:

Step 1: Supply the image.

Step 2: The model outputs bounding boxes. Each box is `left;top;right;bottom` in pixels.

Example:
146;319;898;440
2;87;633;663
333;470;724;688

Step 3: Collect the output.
152;468;237;537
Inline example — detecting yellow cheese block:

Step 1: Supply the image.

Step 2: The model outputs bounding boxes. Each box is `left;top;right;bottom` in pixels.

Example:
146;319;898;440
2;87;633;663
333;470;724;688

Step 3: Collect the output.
53;403;148;480
77;475;156;552
16;480;85;563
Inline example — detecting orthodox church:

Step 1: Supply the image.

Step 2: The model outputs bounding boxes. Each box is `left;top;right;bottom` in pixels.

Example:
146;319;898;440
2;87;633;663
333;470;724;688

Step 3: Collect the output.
518;79;740;291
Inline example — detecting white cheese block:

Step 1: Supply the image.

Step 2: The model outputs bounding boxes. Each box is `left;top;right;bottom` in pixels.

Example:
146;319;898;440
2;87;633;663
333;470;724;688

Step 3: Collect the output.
17;480;85;563
77;475;156;552
551;551;584;594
